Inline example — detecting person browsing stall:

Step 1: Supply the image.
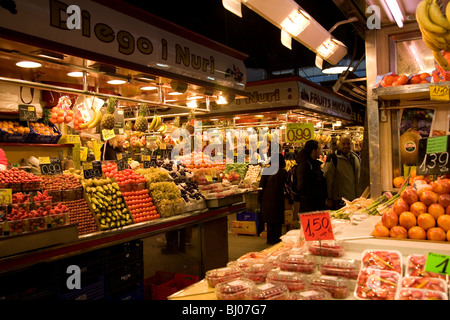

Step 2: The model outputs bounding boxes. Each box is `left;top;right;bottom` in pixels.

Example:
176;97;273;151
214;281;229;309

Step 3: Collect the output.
296;140;328;213
323;134;361;210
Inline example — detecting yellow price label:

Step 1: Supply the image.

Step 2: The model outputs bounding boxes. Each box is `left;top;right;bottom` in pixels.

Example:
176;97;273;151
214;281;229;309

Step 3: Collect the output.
142;155;150;161
0;189;12;205
116;153;122;160
83;162;93;170
205;175;213;182
285;123;314;143
102;129;116;141
430;85;450;101
38;157;50;164
28;106;35;112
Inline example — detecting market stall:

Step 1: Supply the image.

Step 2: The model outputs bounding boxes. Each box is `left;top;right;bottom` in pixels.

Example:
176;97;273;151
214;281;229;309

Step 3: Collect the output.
0;0;259;300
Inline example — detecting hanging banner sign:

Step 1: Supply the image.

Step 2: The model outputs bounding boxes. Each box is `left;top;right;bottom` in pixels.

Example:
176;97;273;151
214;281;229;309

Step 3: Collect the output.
0;0;246;91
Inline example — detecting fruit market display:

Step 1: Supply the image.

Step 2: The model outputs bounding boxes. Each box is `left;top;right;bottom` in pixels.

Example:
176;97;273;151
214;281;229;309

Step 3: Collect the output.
378;72;430;87
243;164;260;186
100;97;117;130
396;287;448;300
307;240;344;257
372;178;450;241
135;166;171;185
223;163;248;183
122;189;160;223
64;198;98;235
355;268;400;300
49;96;73;125
134;104;149;132
148;181;185;217
82;177;133;230
102;163;146;191
157;159;189;182
361;250;402;274
405;254;449;281
277;251;316;273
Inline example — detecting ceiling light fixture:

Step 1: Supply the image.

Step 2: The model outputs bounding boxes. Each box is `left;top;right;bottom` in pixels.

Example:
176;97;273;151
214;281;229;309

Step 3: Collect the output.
135;73;156;81
140;86;158;91
223;0;347;64
168;91;183;96
67;71;88;77
32;50;65;60
187;100;198;109
16;61;42;68
187;95;204;100
107;79;126;85
380;0;404;28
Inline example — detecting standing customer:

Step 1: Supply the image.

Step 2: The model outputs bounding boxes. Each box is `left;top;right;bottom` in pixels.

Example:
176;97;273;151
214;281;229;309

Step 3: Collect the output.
296;140;328;213
258;153;291;245
0;148;7;170
323;134;361;210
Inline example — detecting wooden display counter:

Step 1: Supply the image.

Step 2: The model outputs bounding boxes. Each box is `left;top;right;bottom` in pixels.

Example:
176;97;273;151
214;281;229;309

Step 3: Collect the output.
0;201;246;274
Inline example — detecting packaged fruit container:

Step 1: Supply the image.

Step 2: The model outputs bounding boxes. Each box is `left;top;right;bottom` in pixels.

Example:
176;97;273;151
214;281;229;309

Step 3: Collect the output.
245;282;289;300
47;212;69;228
310;275;349;299
361;249;402;274
400;276;448;293
406;254;449;281
33;200;51;210
266;268;310;292
307;240;344;257
354;268;400;300
319;258;360;279
205;266;242;287
287;288;332;300
28;216;47;231
396;287;448;300
12;202;30;211
278;252;316;273
7;219;28;235
242;262;274;283
215;278;254;300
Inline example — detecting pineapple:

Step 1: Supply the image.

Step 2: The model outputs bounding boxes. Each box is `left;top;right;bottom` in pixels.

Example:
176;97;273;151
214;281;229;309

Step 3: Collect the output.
134;104;148;132
100;97;117;130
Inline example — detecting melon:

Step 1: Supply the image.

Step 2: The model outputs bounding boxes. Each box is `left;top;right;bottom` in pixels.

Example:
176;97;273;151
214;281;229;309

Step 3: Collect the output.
399;130;421;165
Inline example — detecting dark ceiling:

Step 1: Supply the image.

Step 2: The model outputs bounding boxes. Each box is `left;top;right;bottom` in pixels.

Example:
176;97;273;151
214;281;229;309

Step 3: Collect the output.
123;0;366;73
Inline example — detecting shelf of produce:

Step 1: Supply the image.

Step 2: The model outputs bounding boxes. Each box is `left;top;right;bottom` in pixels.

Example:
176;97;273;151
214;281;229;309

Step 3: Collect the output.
0;201;246;274
372;81;450;102
0;143;73;147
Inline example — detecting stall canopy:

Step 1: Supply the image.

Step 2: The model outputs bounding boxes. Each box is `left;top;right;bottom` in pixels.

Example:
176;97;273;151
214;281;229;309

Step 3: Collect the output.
0;0;248;115
197;77;365;128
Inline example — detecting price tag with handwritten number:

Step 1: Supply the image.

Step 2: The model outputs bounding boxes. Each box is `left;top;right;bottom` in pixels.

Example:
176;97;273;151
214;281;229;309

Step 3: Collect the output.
417;136;450;175
430;85;450;101
0;189;12;205
286;123;314;143
425;252;450;276
299;211;334;241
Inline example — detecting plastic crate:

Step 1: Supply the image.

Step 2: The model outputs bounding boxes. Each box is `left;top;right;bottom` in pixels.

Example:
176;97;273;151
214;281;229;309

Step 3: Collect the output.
152;273;199;300
104;240;143;266
0;123;38;143
104;261;144;294
35;121;61;144
149;271;176;300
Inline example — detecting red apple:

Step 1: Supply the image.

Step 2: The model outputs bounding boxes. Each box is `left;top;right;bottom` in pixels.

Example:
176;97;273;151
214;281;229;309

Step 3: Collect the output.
393;197;410;216
401;187;418;205
381;209;399;229
419;190;438;206
410;201;428;217
438;194;450;208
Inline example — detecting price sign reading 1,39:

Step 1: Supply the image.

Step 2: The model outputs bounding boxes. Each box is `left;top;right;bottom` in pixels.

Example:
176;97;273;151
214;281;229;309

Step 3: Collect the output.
285;123;314;144
417;135;450;176
299;211;334;241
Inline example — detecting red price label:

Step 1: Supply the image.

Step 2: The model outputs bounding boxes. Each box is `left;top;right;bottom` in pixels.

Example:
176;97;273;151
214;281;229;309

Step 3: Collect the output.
300;211;334;241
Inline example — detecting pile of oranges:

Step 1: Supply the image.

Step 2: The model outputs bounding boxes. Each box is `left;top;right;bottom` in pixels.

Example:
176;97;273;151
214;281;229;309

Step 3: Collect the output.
0;121;31;134
50;106;73;124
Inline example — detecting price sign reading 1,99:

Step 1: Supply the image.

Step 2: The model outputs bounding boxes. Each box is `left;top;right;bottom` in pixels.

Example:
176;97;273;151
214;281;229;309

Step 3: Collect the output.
286;123;314;144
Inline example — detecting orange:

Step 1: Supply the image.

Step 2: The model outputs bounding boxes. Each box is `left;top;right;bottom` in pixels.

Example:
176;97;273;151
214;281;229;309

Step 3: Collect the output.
437;215;450;232
417;213;436;230
408;226;426;240
427;227;446;241
399;211;417;230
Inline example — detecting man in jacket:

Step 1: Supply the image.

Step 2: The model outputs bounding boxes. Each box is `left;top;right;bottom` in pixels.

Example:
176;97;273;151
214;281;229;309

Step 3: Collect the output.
296;140;328;213
323;134;361;210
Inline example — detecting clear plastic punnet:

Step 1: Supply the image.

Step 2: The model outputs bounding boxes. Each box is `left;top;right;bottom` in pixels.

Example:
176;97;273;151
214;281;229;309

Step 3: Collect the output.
287;288;332;300
266;268;310;292
278;252;316;274
242;262;274;283
400;276;448;293
215;278;254;300
361;249;403;274
245;282;289;300
310;274;350;299
307;240;344;257
396;287;448;300
205;266;242;288
405;254;449;282
354;267;401;300
319;257;360;279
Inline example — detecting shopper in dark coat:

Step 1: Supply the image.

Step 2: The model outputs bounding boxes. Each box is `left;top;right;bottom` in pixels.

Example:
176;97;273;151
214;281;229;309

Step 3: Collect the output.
258;153;291;245
296;140;328;213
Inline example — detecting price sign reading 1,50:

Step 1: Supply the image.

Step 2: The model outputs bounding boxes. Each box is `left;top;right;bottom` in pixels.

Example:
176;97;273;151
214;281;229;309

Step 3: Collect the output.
299;211;334;241
286;123;314;143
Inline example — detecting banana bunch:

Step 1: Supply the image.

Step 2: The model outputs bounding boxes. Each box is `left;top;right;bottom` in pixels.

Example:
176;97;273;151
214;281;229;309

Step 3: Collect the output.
285;159;297;172
416;0;450;71
148;114;163;131
79;107;102;129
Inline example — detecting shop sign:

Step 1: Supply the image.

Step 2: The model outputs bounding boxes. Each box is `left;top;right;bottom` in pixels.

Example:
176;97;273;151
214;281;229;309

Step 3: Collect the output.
297;82;353;121
0;0;246;90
